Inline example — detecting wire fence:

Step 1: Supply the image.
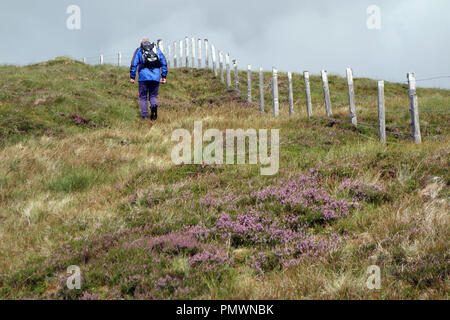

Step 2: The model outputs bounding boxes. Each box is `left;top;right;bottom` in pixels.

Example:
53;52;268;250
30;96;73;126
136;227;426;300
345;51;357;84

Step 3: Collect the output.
79;38;449;145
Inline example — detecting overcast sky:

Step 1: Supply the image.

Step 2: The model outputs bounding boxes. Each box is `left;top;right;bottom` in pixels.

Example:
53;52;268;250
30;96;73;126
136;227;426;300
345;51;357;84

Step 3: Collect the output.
1;0;449;88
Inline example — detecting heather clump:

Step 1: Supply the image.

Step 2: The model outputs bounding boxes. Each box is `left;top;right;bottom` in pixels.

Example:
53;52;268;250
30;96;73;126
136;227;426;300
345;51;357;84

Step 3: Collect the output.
49;228;135;269
190;173;354;274
188;247;232;271
154;275;183;294
200;173;351;224
250;174;350;222
199;192;247;211
187;210;345;275
123;232;201;256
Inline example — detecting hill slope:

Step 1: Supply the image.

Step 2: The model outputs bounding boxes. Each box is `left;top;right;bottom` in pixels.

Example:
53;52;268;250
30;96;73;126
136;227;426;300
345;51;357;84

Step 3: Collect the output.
0;58;448;299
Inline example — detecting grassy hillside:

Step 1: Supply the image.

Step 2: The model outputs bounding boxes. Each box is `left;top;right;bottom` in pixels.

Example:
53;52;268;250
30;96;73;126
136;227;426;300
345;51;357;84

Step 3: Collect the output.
0;57;448;299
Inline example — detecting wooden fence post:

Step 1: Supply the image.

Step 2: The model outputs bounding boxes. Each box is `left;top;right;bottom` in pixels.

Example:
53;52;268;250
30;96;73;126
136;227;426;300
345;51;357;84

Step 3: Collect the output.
191;37;196;69
118;52;122;67
288;72;294;117
346;68;357;125
219;51;224;82
211;44;217;77
272;67;279;117
407;72;422;144
226;53;231;88
179;40;183;68
233;60;240;93
321;70;332;116
204;39;209;69
157;39;164;53
173;42;178;68
259;68;265;113
303;71;312;117
247;65;252;102
168;44;172;69
100;54;103;65
198;39;202;68
377;81;386;144
184;37;189;68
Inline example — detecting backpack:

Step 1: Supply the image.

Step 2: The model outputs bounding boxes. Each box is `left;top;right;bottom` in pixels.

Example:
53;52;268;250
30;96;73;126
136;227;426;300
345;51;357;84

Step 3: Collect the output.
141;42;162;69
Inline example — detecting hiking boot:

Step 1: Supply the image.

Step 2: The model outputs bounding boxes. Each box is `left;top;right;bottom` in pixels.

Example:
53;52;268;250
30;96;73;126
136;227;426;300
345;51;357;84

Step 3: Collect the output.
150;106;158;121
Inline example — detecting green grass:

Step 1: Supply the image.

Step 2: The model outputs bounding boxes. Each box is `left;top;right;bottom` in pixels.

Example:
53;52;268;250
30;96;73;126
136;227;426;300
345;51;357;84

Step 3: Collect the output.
47;167;104;193
0;57;448;300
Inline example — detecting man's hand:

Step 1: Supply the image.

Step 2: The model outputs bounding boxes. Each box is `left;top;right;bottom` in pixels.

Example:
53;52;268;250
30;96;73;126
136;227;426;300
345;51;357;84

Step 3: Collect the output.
160;78;167;84
130;79;135;84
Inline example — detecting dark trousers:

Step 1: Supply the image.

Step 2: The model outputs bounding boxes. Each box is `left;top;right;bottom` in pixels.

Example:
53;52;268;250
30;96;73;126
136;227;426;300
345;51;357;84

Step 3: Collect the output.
139;81;159;117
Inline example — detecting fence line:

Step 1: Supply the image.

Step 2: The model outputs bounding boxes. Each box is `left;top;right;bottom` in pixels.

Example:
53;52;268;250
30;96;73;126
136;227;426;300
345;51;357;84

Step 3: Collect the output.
80;37;449;145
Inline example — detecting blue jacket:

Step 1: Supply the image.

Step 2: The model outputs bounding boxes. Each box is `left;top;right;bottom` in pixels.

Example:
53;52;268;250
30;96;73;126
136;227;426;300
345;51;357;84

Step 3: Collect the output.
130;45;168;82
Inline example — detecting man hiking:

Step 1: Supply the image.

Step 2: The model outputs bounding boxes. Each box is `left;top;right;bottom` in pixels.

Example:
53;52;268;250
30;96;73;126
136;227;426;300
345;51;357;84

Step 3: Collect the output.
130;38;168;120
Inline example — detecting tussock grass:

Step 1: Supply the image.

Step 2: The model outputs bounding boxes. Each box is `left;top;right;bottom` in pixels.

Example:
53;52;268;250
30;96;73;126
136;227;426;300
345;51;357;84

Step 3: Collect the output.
0;57;448;299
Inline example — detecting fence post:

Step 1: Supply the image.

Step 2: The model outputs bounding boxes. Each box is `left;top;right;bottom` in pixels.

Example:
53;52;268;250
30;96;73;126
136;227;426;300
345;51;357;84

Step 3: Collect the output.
191;37;196;69
303;71;312;117
211;44;217;77
259;68;265;113
168;44;172;69
118;52;122;67
272;67;279;117
377;81;386;144
346;68;357;126
226;53;231;88
407;72;422;144
288;72;294;117
219;51;224;82
204;39;209;69
185;37;189;68
157;39;164;53
233;60;240;93
173;41;178;68
100;54;103;65
179;40;183;68
321;70;332;116
198;39;202;68
247;65;252;102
